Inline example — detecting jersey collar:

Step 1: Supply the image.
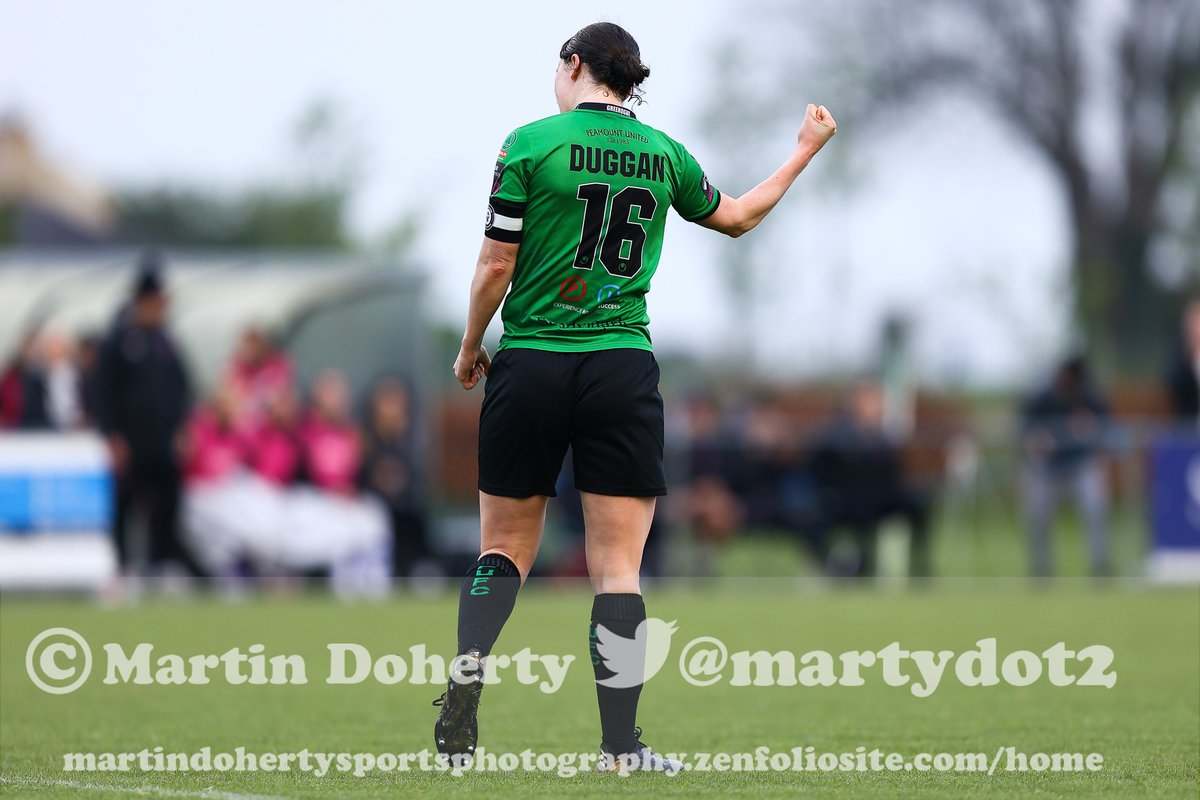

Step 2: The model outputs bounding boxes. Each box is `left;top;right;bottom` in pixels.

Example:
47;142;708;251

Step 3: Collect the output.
574;102;636;119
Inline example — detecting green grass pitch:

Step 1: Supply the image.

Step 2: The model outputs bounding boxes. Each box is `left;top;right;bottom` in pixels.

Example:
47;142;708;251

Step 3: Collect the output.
2;583;1197;798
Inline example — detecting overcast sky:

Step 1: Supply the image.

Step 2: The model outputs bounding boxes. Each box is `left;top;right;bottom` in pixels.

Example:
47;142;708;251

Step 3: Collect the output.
1;0;1072;387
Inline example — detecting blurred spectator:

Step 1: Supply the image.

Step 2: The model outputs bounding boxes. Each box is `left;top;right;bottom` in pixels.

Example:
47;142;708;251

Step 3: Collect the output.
289;369;390;594
76;333;102;426
181;385;284;580
93;254;197;578
224;327;293;428
726;396;799;531
681;393;735;483
360;378;430;578
804;381;933;578
674;394;742;574
0;339;22;427
0;329;48;428
1019;355;1111;578
246;387;302;485
1165;299;1200;427
0;327;85;431
300;369;362;494
38;327;84;430
182;386;246;485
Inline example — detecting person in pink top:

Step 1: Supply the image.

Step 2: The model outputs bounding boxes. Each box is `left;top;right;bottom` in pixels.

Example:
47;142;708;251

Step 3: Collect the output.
299;369;362;495
246;388;301;486
181;384;286;578
183;387;246;485
224;327;293;429
284;368;389;595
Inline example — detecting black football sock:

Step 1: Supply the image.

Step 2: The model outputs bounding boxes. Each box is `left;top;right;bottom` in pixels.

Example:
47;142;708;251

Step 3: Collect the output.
456;553;522;658
589;592;647;755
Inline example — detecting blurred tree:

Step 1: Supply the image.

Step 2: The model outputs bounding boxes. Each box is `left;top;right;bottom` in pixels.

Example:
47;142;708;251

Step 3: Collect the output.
117;186;349;249
727;0;1200;374
116;98;362;250
373;208;425;260
697;43;777;369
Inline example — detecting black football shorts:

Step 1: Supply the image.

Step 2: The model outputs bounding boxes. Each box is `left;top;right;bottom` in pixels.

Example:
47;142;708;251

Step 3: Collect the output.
477;347;666;498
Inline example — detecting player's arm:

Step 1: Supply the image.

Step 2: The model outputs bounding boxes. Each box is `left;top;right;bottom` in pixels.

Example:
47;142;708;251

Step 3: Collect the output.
698;104;837;238
455;126;530;391
454;237;519;390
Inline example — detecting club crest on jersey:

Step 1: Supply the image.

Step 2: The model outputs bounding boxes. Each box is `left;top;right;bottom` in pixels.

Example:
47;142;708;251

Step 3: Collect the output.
485;204;495;230
503;131;519;149
492;162;506;195
701;173;713;204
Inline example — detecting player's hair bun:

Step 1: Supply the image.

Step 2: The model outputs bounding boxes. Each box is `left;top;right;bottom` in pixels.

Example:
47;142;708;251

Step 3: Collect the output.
560;22;651;104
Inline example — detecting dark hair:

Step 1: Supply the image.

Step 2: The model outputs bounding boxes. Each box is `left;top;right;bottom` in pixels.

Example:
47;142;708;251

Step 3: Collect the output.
559;22;650;103
1058;353;1089;385
132;249;165;299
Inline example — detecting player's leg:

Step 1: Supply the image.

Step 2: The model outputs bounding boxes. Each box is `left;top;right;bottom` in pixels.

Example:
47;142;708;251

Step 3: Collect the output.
582;491;654;750
435;493;547;763
573;349;678;773
1072;459;1111;577
435;349;570;762
458;349;570;656
1022;464;1056;578
583;494;653;593
111;466;135;573
457;491;547;659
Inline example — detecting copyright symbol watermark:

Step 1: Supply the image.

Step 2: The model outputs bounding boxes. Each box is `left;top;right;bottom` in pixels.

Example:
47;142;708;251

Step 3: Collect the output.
26;627;92;695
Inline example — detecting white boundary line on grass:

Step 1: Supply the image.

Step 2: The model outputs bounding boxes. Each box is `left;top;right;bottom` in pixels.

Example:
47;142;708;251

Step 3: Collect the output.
0;775;294;800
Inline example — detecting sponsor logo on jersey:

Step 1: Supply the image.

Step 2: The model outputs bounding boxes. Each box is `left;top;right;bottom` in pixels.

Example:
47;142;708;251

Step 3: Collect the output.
585;127;649;144
492;162;506;195
701;173;714;204
597;284;621;303
484;205;495;230
559;276;587;302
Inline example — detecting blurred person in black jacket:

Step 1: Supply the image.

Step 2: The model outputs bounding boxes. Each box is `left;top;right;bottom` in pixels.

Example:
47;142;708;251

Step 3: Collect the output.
806;380;932;578
360;378;430;578
679;394;742;544
1165;300;1200;427
94;255;196;580
727;397;798;531
1019;355;1111;578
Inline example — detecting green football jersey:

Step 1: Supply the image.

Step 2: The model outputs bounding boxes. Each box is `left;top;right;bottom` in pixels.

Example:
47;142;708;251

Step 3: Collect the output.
485;102;721;353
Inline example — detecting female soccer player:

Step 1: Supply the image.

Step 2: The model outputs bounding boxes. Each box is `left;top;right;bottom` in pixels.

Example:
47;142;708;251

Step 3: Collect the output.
435;21;837;773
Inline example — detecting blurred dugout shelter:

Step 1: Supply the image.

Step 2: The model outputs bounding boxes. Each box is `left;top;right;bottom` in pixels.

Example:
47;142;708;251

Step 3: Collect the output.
0;252;428;393
0;250;431;588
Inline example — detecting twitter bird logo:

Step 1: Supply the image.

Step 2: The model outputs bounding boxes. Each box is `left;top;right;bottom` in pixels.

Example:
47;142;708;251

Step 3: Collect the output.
594;618;678;688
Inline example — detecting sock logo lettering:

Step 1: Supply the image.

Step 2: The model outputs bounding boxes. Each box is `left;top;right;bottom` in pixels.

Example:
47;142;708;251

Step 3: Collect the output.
589;623;603;668
470;565;496;596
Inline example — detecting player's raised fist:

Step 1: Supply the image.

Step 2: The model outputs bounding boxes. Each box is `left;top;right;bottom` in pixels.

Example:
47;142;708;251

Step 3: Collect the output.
798;103;837;152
